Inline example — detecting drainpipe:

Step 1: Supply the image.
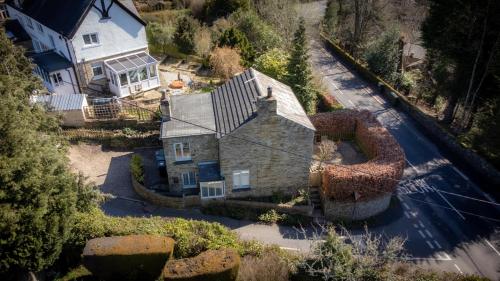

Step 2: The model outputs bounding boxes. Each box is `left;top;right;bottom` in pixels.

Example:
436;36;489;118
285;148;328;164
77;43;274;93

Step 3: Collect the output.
64;37;82;93
66;69;77;94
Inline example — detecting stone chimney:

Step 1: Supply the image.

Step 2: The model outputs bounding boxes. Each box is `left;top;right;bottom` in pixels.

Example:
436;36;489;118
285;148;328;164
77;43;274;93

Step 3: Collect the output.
257;85;277;115
267;86;273;98
160;92;171;121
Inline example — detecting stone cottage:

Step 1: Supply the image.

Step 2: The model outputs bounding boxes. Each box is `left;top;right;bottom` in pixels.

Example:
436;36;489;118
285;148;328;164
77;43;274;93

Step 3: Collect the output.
160;68;316;200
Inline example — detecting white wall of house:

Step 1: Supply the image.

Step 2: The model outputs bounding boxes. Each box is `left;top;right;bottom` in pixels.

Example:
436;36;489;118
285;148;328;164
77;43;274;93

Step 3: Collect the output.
71;0;147;63
34;66;79;95
6;6;73;60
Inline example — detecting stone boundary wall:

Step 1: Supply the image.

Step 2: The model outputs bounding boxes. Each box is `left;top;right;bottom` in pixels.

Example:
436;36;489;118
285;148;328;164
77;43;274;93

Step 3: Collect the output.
206;199;314;217
320;32;500;188
132;176;200;208
320;191;392;221
311;110;406;202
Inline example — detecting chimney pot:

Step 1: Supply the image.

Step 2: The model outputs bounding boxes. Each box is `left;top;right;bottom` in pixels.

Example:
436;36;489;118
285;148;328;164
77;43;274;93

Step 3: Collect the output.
267;86;273;98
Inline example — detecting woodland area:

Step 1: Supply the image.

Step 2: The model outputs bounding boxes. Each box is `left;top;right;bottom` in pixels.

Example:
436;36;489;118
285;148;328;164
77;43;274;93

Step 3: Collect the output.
322;0;500;169
139;0;331;114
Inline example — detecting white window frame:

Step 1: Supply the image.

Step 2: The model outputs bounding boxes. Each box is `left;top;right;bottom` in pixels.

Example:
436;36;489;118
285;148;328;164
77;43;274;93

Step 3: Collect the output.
91;63;105;79
200;181;225;199
182;171;197;188
232;170;250;189
82;33;100;47
51;72;63;87
173;142;191;162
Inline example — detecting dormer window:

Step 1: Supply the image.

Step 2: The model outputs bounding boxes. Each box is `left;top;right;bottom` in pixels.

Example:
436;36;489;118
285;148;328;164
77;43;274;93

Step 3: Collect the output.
83;33;99;46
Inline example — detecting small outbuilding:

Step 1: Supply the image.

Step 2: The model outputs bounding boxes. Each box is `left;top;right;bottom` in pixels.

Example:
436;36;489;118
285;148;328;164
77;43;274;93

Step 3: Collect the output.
31;93;88;127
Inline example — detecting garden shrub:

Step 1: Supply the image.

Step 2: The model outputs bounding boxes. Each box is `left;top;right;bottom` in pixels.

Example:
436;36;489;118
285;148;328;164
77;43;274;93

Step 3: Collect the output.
162;249;240;281
237;250;290;281
62;208;259;267
317;92;342;112
258;209;284;224
82;235;174;281
130;154;144;184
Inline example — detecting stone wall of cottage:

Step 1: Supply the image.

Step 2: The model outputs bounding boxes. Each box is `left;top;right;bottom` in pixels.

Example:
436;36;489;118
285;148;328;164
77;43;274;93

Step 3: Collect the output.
162;134;219;194
219;96;315;198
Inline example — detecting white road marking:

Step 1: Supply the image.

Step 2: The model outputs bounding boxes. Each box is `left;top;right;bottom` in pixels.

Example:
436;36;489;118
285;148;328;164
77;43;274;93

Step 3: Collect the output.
372;95;385;104
404;211;411;219
419;221;425;228
432;186;466;220
452;166;469;181
485;239;500;257
434;240;442;249
403;203;410;210
434;253;452;261
425;230;433;238
454;264;463;274
347;99;355;107
426;240;435;249
280;247;301;251
413;224;419;229
418;230;426;239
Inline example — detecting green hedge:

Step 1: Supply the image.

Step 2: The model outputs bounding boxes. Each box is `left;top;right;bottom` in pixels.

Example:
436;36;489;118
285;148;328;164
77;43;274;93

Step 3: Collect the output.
130;154;145;184
61;208;264;267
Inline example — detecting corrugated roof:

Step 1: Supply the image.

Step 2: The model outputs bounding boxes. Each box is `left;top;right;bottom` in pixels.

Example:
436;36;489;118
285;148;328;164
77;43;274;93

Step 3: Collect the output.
211;68;259;137
30;51;72;73
161;93;216;138
6;0;145;38
32;94;87;111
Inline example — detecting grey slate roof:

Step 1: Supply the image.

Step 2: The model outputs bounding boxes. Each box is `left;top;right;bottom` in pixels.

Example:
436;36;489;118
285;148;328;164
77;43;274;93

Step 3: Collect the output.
161;93;216;138
32;94;87;111
161;68;315;139
212;68;315;136
6;0;144;38
30;51;72;73
211;68;259;136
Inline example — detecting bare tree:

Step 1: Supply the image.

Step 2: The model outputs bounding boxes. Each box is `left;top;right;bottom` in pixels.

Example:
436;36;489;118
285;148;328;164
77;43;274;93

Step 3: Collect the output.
194;25;213;59
209;47;244;80
317;140;337;169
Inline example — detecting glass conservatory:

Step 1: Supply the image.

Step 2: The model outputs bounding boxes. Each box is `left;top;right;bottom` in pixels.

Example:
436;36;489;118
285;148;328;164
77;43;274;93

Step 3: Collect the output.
104;52;160;97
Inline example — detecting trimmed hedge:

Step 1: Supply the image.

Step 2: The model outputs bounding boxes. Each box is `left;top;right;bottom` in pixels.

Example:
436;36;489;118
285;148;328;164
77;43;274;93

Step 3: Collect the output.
162;249;240;281
61;208;265;268
310;110;406;202
82;235;174;281
130;154;145;184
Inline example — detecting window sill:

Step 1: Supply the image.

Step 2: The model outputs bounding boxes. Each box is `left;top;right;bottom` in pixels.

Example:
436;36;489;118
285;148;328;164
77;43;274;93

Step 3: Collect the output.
174;160;193;165
232;187;252;193
82;44;101;50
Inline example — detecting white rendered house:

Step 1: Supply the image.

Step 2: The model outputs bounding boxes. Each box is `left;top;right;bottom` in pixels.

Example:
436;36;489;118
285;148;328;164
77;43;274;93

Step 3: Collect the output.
5;0;160;98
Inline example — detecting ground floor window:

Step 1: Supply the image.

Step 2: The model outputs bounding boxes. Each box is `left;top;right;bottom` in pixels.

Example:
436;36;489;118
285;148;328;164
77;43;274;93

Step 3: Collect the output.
233;170;250;189
182;171;197;188
200;181;225;198
91;63;104;79
119;73;128;86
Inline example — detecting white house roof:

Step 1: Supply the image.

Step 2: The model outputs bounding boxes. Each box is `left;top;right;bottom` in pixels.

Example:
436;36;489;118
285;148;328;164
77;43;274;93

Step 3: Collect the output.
32;94;87;111
105;52;157;73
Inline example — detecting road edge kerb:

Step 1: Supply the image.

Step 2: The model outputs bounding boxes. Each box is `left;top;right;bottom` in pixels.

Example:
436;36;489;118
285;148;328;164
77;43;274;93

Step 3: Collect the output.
319;32;500;194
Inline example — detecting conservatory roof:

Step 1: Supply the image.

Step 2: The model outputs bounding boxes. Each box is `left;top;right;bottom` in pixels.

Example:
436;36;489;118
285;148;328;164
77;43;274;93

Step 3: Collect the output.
104;52;157;73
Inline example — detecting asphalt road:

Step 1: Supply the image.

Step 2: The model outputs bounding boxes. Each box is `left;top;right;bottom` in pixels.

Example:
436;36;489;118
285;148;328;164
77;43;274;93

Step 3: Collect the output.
301;2;500;278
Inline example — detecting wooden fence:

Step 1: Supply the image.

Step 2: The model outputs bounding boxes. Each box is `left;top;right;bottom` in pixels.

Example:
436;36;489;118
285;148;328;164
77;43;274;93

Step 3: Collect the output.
84;102;158;122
